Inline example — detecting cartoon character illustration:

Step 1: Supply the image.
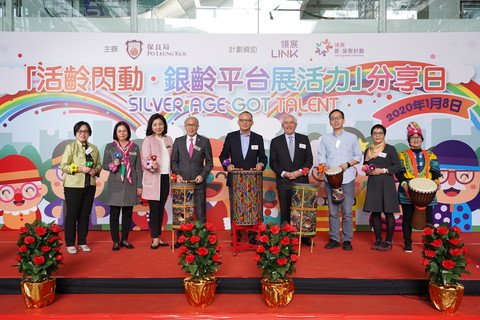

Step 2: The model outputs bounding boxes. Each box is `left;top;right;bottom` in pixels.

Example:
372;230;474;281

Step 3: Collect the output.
132;197;150;230
90;170;110;230
44;140;74;226
262;169;280;225
0;155;48;230
206;138;230;231
432;140;480;231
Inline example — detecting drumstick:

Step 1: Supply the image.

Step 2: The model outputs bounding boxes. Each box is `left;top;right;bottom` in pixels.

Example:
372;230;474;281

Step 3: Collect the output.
171;229;175;252
298;190;305;257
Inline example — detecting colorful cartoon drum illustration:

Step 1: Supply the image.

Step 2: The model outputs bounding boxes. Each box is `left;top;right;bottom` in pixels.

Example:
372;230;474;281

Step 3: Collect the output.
408;178;437;230
325;166;344;203
290;183;319;236
171;182;196;229
231;170;263;225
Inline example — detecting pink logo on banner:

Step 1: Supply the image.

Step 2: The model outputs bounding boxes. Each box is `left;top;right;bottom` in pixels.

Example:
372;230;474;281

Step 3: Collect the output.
126;40;143;59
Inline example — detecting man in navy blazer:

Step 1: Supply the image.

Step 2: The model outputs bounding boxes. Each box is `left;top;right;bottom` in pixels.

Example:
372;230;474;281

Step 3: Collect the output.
270;115;313;244
171;116;213;226
220;111;268;243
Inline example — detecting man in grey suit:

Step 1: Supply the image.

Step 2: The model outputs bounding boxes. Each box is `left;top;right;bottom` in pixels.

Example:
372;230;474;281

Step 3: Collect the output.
171;117;213;229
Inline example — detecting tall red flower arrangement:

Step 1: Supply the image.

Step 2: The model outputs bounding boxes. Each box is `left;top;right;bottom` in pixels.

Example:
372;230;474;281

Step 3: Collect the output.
422;224;469;286
177;221;222;281
15;220;63;283
254;223;299;282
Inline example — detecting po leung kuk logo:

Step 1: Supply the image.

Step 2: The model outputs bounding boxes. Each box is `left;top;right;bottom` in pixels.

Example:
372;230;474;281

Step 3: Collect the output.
126;40;143;59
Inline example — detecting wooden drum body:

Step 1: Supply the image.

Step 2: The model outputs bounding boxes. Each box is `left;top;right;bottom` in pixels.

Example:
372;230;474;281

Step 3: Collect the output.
408;178;437;230
290;183;319;236
171;182;196;229
325;167;344;203
231;170;263;225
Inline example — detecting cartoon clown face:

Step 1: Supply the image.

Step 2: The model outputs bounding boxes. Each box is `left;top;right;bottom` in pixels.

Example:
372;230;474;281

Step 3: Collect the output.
0;155;48;229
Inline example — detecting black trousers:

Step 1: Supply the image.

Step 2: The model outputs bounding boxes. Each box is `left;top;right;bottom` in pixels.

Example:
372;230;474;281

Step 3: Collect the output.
109;206;133;243
194;184;207;224
64;186;96;247
148;174;170;238
401;203;433;246
278;189;293;224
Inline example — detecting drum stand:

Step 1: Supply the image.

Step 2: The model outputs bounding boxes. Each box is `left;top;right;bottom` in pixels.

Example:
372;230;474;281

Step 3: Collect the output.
297;211;314;256
232;221;258;256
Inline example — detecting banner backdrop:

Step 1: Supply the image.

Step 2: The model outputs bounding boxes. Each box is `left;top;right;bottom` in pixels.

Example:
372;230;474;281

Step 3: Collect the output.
0;32;479;232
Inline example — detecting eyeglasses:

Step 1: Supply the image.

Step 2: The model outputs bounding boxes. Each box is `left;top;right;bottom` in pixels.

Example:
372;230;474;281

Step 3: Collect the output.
77;130;89;134
372;132;384;136
0;183;40;202
185;124;199;127
439;170;475;185
238;119;252;123
329;116;343;121
410;136;422;140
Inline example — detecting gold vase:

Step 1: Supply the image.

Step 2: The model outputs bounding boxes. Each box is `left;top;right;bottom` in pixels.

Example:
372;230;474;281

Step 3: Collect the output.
428;282;464;313
21;278;56;308
183;277;217;308
261;278;295;308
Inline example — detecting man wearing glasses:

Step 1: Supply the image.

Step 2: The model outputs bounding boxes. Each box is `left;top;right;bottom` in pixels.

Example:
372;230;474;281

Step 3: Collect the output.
220;111;268;243
171;116;213;228
397;121;442;253
317;109;362;251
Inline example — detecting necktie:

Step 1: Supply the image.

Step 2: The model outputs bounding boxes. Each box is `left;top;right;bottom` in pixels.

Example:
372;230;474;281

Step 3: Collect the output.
288;136;294;161
188;138;194;158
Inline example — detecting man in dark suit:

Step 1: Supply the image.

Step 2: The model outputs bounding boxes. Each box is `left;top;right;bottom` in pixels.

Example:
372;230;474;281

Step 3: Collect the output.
219;111;268;243
270;115;313;245
171;116;213;227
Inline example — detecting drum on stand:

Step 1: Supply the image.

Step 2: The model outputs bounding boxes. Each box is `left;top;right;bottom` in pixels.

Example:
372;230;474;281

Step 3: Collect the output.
325;166;344;203
408;178;437;230
171;182;196;229
290;183;319;237
231;170;263;225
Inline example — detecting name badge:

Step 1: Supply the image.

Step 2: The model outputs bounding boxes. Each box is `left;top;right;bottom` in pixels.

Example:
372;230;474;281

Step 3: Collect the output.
85;147;93;155
299;143;306;149
129;152;137;155
251;145;259;150
194;145;201;151
335;140;341;149
378;152;387;158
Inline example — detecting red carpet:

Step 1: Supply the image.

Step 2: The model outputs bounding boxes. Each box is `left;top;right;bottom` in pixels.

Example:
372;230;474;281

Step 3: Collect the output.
1;230;480;318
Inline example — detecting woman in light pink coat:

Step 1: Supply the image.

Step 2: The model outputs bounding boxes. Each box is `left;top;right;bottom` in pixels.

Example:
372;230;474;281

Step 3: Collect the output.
141;114;173;249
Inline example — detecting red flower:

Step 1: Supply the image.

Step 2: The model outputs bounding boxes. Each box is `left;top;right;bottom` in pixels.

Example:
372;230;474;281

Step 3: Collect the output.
19;227;28;234
24;236;35;245
449;238;461;246
276;258;288;266
449;248;463;256
431;239;443;247
177;235;187;243
55;254;64;262
205;222;214;231
424;250;436;258
34;226;47;236
423;227;434;235
32;256;45;266
254;254;261;262
190;235;201;244
197;247;209;256
270;225;281;235
257;224;267;232
178;246;188;254
47;235;59;243
422;258;430;266
256;245;266;253
216;244;222;251
19;245;28;253
291;237;300;246
280;236;290;245
51;224;62;233
290;254;298;261
441;260;455;269
180;223;194;231
436;226;449;235
15;255;22;261
258;235;269;243
212;253;221;262
185;253;195;263
269;246;280;254
282;224;297;232
40;245;51;253
208;234;217;244
452;226;462;234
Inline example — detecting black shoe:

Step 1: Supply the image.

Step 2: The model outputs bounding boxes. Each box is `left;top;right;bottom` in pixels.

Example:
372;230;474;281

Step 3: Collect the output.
378;241;392;251
404;244;413;253
371;239;382;250
151;243;159;249
158;241;169;247
324;239;340;249
342;241;353;251
112;242;120;251
120;241;134;249
301;237;312;246
174;242;181;249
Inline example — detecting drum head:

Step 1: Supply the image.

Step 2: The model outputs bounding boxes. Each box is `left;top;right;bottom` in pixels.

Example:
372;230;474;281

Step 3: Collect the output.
325;166;342;176
409;178;437;192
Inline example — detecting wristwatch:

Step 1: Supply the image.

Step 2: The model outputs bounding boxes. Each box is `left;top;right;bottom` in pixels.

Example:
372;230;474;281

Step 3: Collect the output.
346;162;351;168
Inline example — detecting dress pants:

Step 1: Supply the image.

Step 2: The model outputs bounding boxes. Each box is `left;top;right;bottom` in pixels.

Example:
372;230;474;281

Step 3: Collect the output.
109;206;133;243
148;174;170;238
64;186;96;247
